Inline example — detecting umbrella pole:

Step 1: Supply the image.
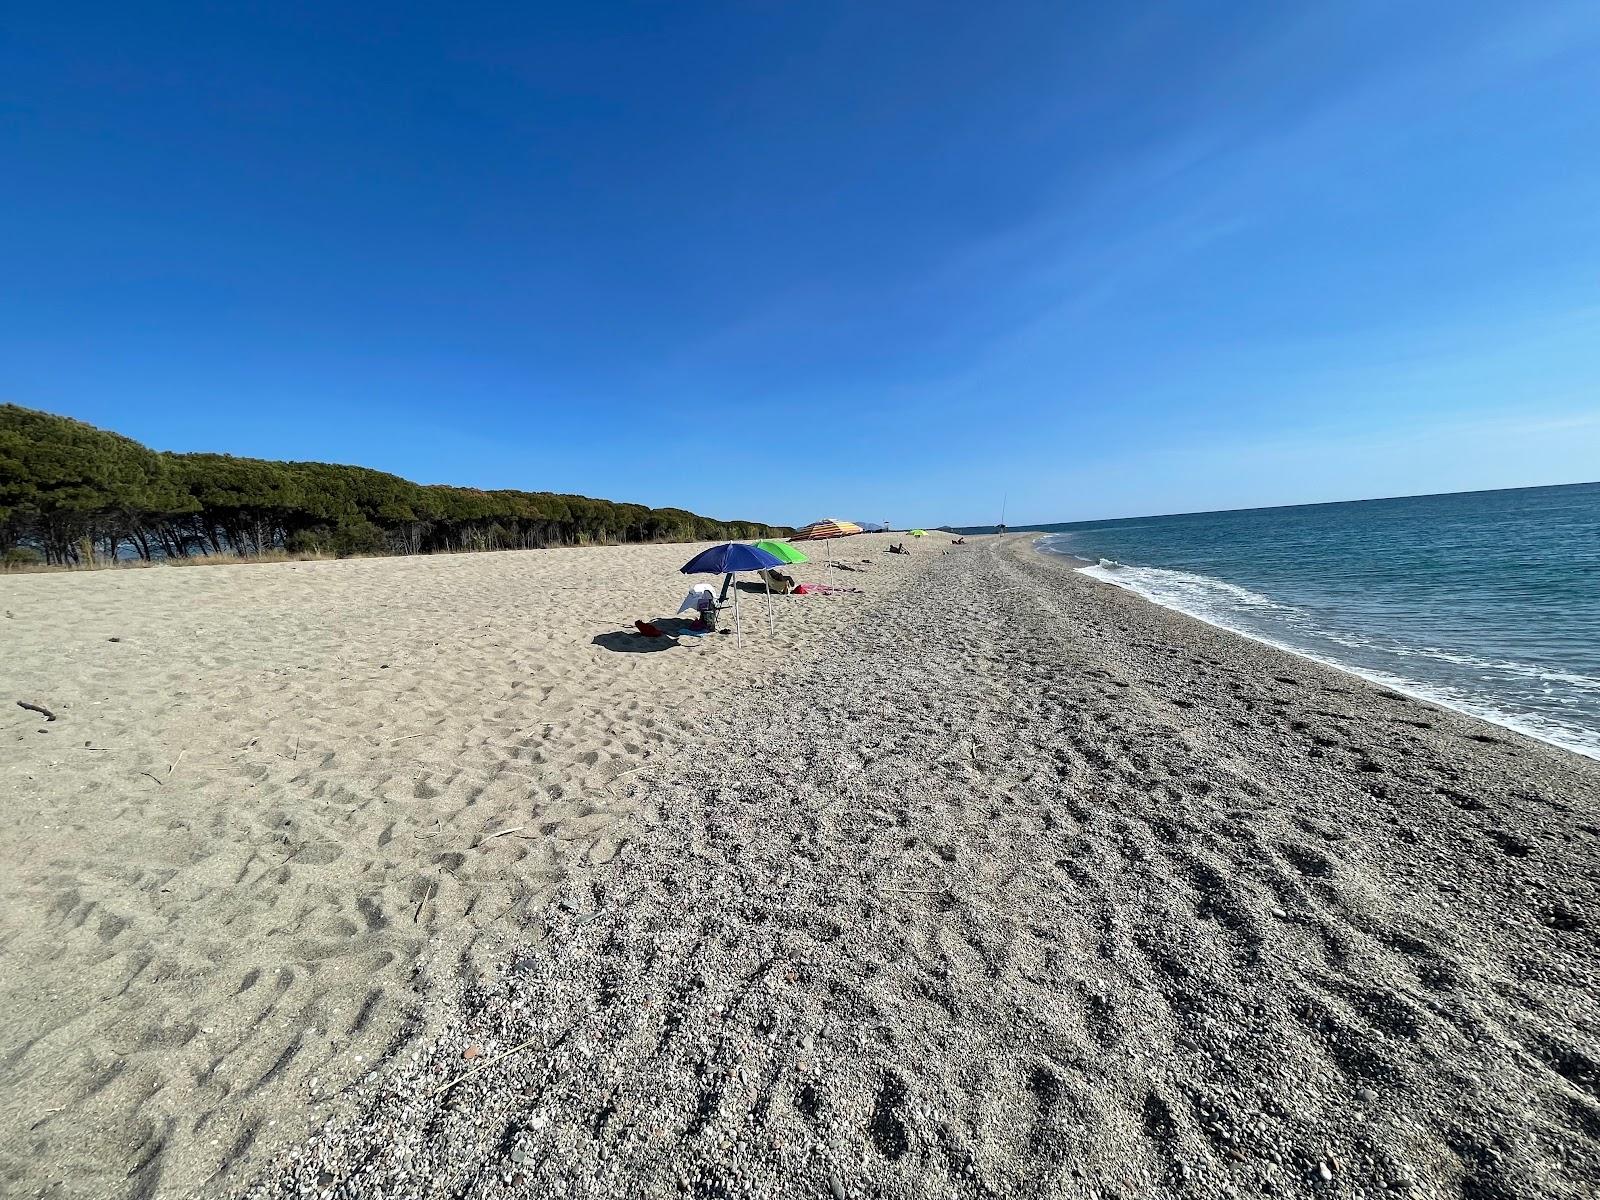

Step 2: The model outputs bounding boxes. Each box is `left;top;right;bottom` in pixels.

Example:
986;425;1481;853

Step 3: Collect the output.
765;576;773;635
734;582;742;648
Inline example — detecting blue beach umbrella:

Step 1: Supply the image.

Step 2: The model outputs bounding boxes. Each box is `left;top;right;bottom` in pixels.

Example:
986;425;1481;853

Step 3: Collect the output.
680;542;785;645
680;543;785;575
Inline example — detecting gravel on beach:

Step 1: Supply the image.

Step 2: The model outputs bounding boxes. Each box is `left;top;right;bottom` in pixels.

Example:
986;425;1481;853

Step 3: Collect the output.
241;537;1600;1200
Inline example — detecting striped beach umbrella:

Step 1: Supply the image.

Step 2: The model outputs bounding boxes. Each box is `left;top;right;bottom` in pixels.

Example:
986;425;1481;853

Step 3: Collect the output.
791;518;863;541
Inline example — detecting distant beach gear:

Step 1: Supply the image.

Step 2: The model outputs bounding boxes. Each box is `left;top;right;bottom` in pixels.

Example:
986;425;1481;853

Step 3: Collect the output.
680;542;785;646
909;529;927;537
791;519;863;541
755;539;808;564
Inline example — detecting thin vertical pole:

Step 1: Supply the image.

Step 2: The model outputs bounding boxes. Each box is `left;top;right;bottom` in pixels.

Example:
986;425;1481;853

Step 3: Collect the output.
765;577;773;635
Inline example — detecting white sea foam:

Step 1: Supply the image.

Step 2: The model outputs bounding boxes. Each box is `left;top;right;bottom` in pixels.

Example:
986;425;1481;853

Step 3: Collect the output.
1065;556;1600;760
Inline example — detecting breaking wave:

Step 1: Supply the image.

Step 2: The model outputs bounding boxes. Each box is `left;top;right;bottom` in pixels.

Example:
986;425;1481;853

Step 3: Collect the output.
1056;548;1600;760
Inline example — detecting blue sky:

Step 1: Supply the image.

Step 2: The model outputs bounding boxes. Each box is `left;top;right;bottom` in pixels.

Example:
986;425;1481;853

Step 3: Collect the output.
4;2;1598;527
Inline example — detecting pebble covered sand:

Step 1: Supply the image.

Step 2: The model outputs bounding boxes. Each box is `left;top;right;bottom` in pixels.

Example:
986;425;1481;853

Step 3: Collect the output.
6;535;1599;1198
242;537;1598;1200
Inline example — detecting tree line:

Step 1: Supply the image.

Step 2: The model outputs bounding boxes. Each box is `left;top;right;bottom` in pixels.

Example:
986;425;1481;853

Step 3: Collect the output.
0;405;789;566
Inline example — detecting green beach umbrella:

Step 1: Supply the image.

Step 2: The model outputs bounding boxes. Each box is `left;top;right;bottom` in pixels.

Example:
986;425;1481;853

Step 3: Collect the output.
755;539;808;564
909;529;927;537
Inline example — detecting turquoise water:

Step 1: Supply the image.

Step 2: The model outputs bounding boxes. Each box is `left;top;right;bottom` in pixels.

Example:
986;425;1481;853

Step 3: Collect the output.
1025;483;1600;759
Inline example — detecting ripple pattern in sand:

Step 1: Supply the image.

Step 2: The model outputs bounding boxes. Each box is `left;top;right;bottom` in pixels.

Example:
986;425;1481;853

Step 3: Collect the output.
0;537;925;1197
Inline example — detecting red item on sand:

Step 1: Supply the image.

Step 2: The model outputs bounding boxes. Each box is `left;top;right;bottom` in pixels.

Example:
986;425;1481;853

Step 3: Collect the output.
635;620;665;637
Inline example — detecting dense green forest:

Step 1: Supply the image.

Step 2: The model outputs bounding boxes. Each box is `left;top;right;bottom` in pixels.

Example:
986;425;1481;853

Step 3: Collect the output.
0;406;789;566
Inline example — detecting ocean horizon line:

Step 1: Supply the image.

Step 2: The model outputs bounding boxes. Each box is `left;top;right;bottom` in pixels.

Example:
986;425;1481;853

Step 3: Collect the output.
943;476;1599;533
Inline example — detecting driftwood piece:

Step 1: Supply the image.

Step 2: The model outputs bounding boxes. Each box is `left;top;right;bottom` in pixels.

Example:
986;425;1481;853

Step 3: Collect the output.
474;825;524;848
18;701;56;721
414;876;438;924
432;1037;541;1098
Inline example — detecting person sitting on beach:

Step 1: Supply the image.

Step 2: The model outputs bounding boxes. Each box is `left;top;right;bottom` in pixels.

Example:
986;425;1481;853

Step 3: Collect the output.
760;567;797;594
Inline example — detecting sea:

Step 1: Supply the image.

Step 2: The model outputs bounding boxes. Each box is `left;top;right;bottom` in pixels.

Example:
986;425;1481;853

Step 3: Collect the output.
1019;482;1600;760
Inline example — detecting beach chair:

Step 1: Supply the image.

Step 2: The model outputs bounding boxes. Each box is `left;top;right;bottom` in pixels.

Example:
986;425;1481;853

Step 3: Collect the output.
759;568;797;595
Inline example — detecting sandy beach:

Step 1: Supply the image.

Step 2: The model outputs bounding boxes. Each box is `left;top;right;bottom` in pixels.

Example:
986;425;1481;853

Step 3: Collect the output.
4;535;1598;1199
0;535;914;1197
